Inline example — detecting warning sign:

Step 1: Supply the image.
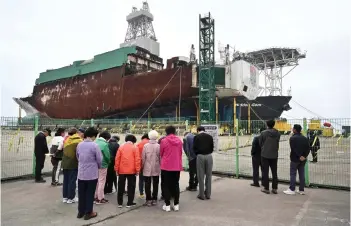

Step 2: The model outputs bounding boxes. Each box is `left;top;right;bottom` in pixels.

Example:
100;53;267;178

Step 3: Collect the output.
201;124;219;152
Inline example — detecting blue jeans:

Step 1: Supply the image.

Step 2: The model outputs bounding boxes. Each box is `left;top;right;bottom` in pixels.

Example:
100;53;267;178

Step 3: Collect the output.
63;169;78;199
139;172;144;195
289;161;306;191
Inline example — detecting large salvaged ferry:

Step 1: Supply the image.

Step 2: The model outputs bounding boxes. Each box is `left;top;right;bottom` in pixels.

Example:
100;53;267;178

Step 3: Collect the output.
14;2;305;122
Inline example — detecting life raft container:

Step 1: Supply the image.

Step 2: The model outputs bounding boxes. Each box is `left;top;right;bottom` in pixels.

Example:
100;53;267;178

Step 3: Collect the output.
323;122;331;127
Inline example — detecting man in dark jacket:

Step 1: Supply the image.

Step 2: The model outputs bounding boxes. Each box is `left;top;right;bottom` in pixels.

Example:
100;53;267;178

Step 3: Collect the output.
284;124;310;195
193;126;214;200
34;128;51;183
307;130;320;163
105;135;120;194
250;128;265;187
259;120;281;194
183;131;197;191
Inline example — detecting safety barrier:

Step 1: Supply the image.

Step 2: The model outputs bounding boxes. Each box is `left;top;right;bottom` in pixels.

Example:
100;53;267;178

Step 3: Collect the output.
1;116;350;190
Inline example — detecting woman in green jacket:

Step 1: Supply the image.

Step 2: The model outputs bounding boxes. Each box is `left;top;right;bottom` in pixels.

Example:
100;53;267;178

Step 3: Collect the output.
94;131;111;204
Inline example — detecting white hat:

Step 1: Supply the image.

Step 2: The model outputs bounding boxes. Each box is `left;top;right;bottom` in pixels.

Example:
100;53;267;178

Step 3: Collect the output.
148;130;159;140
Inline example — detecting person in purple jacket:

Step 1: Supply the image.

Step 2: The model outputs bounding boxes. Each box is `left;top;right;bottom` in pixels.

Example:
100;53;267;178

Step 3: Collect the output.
76;127;102;221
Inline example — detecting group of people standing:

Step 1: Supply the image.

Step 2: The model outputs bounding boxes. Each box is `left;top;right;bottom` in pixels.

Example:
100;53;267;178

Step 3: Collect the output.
33;124;214;221
250;120;319;195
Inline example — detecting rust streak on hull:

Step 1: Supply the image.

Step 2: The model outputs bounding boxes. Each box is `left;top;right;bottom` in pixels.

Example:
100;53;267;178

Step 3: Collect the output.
21;64;197;119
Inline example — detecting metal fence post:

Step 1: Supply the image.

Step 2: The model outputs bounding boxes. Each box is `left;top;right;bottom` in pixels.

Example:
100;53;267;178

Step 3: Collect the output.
33;116;39;176
303;118;310;186
235;119;239;178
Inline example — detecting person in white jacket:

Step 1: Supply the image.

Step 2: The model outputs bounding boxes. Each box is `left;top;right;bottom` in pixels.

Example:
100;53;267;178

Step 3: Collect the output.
50;128;65;186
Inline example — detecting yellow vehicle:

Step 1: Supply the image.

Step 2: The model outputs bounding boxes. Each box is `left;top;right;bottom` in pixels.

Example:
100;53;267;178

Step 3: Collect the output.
274;118;292;135
308;119;334;137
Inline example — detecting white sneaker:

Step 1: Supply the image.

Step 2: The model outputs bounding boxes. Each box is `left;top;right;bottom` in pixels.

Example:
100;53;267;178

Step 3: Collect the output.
162;204;171;212
66;197;78;204
66;199;75;204
173;204;179;211
283;189;296;195
297;190;305;195
62;198;68;203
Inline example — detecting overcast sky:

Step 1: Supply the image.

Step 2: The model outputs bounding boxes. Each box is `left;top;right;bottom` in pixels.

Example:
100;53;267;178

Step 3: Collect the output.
0;0;350;120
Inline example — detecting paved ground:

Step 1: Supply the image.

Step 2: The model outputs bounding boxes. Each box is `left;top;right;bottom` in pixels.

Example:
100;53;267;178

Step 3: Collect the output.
1;172;350;226
2;130;350;187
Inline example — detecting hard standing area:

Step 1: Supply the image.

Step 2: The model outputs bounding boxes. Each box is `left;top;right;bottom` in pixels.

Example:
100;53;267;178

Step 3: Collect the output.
1;172;349;226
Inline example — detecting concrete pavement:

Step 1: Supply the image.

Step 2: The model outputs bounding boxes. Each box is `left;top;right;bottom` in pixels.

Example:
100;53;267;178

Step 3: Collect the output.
95;178;350;226
1;172;350;226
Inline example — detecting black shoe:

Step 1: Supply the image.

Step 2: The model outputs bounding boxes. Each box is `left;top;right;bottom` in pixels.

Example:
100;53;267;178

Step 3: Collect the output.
261;188;270;194
126;203;137;208
271;189;278;194
77;213;84;219
186;186;197;191
250;183;260;187
205;196;211;200
197;195;205;200
84;212;97;220
35;179;46;183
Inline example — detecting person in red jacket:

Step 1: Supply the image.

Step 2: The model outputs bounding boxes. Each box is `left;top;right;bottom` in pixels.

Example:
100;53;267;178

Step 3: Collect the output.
115;134;140;208
160;126;182;212
137;133;149;198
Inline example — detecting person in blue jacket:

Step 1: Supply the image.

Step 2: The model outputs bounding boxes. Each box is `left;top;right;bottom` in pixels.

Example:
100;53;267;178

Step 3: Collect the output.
250;128;265;187
183;131;197;191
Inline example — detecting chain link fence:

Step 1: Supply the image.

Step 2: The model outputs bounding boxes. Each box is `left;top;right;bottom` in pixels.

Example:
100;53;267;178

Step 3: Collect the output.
1;116;350;189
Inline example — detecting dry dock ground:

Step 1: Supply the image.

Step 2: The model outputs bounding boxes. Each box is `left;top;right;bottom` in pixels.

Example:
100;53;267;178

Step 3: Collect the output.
2;130;350;188
1;173;349;226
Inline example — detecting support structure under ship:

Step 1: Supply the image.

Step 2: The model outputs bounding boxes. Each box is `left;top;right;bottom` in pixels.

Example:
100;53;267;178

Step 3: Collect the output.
14;2;305;122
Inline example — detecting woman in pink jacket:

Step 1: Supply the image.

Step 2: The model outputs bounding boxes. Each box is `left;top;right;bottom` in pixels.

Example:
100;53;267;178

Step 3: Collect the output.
160;126;183;212
142;130;160;206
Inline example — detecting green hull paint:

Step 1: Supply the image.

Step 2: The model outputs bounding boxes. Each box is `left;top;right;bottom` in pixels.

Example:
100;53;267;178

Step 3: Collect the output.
35;46;137;85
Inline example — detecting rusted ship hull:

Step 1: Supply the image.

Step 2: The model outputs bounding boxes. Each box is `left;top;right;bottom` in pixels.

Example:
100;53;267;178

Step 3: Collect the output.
17;64;197;119
101;95;292;121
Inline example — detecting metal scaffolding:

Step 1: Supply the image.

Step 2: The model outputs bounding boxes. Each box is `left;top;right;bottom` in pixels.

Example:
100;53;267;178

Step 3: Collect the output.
244;48;306;96
198;13;215;122
124;1;157;42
